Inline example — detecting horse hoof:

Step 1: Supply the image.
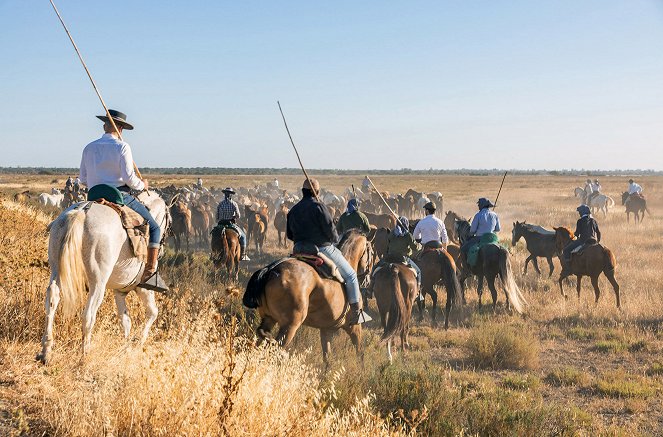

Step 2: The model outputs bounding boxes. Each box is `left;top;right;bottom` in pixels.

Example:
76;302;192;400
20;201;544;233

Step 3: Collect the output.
35;353;48;365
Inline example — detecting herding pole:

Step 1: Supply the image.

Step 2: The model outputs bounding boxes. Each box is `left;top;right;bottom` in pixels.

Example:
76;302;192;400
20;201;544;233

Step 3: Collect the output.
48;0;143;180
493;171;508;209
277;101;319;201
364;176;404;228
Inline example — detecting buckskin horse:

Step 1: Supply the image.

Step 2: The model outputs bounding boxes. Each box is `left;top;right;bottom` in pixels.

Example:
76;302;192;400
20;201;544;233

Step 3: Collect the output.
210;225;241;280
372;263;417;363
511;221;558;277
621;192;649;223
554;227;620;308
415;247;462;328
37;191;171;364
455;219;527;313
243;230;373;364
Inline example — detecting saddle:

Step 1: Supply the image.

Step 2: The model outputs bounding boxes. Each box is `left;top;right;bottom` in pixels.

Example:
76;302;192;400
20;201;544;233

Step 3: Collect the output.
571;240;600;257
467;233;501;268
87;184;148;263
291;242;344;283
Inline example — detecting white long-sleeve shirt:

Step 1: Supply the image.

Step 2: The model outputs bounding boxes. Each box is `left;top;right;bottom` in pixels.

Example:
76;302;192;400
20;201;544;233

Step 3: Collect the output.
628;182;642;195
79;133;144;191
412;214;448;245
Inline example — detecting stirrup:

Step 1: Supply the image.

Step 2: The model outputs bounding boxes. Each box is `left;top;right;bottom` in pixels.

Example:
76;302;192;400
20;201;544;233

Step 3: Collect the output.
357;309;372;324
416;292;425;302
138;272;169;294
241;254;251;261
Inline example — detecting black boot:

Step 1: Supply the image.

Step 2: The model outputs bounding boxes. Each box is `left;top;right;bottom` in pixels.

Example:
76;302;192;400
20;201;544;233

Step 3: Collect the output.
347;303;372;325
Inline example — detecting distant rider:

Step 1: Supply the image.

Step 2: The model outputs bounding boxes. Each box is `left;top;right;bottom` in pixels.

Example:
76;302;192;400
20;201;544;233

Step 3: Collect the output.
460;198;500;257
625;179;643;206
562;204;601;268
588;178;601;203
65;176;73;193
336;198;371;236
216;187;250;261
287;178;367;326
362;176;371;191
412;201;448;249
584;179;595;203
79;109;167;291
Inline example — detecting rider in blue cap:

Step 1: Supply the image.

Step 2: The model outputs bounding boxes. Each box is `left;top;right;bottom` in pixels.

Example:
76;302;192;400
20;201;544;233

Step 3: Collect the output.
562;204;601;269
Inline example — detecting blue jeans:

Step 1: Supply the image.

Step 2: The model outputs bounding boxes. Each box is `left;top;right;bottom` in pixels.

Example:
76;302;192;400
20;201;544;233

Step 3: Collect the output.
406;257;421;286
319;245;361;305
122;193;161;248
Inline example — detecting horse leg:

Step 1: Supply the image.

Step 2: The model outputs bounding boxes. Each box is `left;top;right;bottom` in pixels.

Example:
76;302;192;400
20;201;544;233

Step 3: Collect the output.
576;275;582;301
429;287;438;325
546;256;555;278
275;321;303;349
342;324;363;363
477;275;484;308
532;257;541;275
590;275;601;305
320;329;334;366
444;284;452;330
135;287;159;344
487;275;499;311
257;316;276;343
82;283;108;356
558;270;571;300
387;338;393;364
113;291;132;339
416;287;426;322
604;270;621;309
37;278;61;364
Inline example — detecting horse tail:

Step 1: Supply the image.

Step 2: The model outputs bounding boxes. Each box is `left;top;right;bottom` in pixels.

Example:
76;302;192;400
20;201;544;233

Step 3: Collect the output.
603;247;617;273
498;248;527;314
56;210;87;317
381;265;406;342
439;250;462;308
607;196;615;208
244;260;283;308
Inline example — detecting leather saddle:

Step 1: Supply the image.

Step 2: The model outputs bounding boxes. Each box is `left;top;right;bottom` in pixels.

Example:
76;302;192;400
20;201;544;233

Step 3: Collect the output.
291;242;344;283
571;240;600;257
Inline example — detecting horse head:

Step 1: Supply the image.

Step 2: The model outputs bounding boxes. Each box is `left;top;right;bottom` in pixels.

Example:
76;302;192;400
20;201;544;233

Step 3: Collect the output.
512;221;524;246
553;226;574;254
621;192;629;205
454;218;471;244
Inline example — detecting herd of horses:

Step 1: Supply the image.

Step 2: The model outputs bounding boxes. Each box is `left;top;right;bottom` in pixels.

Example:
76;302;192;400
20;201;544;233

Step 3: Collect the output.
27;180;637;365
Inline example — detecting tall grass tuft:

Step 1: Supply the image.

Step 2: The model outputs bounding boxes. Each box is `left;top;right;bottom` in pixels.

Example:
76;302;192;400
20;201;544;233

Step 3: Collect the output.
466;319;540;370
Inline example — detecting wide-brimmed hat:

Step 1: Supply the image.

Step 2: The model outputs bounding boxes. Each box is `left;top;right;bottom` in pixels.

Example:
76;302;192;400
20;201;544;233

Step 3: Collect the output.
423;201;436;211
576;204;590;216
302;178;320;194
96;109;134;130
477;198;494;209
222;187;236;194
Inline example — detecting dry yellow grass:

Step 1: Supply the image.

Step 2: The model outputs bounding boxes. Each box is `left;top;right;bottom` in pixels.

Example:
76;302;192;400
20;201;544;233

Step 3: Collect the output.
1;173;662;435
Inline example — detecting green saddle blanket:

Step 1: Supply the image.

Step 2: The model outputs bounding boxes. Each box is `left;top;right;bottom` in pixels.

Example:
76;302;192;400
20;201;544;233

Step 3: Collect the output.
467;233;501;267
87;184;124;205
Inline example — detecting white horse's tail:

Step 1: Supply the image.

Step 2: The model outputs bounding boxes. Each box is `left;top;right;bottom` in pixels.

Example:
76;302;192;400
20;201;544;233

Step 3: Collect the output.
56;209;87;317
606;196;615;208
498;249;527;314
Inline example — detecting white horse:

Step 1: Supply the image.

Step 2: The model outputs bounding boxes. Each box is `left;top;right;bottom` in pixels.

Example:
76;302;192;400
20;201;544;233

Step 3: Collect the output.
38;192;64;208
37;191;170;364
573;187;615;216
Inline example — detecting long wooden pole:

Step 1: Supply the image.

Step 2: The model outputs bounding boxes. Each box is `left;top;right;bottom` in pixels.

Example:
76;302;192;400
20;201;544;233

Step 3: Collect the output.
365;176;403;228
277;101;319;200
493;171;508;209
48;0;143;180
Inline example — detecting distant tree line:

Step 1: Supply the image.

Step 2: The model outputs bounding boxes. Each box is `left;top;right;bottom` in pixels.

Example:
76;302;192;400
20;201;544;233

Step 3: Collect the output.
0;167;660;176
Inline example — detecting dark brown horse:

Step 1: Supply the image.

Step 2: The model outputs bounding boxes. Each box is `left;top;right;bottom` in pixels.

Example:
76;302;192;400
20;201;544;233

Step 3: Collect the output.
416;248;462;328
211;226;241;280
373;264;417;363
170;201;192;252
273;204;288;247
554;227;620;308
511;221;558;277
244;230;373;363
455;219;527;313
371;227;390;260
621;192;649;223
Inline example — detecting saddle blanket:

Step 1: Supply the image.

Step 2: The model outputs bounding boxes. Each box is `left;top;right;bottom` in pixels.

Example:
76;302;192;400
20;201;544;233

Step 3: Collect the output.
571;242;602;256
467;233;502;268
291;253;344;283
94;199;149;263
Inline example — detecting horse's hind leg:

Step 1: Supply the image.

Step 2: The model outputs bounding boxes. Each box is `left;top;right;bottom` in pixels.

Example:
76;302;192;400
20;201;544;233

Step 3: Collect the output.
343;324;363;363
320;329;334;366
546;256;555;278
429;288;438;325
590;275;602;305
532;257;541;275
82;283;108;355
257;316;276;344
486;275;499;311
576;275;583;300
604;270;621;309
37;278;61;364
136;287;159;344
113;291;132;339
477;275;484;308
276;321;303;349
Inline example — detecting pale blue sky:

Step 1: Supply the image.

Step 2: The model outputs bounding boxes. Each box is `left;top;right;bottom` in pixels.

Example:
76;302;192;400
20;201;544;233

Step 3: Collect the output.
1;1;662;169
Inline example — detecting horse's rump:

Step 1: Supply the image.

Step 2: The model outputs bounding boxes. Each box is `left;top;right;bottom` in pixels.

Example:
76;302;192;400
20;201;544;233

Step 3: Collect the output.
243;259;287;308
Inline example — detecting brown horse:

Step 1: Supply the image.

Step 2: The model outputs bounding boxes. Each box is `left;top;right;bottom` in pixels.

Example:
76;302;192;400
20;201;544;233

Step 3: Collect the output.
250;213;267;255
554;227;620;308
364;212;397;230
190;201;210;246
211;226;241;280
170;201;192;252
273;204;288;247
416;248;462;328
13;190;32;203
244;230;373;363
372;264;417;363
371;227;390;260
444;211;464;243
621;192;649;223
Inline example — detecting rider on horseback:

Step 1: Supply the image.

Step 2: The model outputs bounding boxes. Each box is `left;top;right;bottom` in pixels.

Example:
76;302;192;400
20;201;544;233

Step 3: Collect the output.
626;179;644;205
336;198;371;235
584;179;598;204
287;178;367;326
369;217;422;293
460;198;501;258
562;204;601;269
216;187;250;261
412;201;448;249
79;109;167;291
588;178;601;203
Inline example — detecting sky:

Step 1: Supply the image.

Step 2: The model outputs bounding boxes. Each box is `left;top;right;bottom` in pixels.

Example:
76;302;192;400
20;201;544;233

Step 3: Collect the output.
1;1;662;170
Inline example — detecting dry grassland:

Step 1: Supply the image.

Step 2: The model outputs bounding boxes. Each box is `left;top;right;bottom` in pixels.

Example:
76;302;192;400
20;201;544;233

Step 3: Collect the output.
0;173;662;436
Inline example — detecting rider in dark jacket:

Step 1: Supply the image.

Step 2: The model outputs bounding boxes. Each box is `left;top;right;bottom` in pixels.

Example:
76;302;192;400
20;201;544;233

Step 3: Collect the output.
563;204;601;266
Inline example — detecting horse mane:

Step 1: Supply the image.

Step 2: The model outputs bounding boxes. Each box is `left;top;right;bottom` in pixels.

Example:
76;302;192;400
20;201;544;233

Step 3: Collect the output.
554;226;574;238
338;228;365;250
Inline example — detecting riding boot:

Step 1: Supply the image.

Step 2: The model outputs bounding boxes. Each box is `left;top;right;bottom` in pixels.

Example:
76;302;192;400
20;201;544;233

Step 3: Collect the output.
241;248;251;261
138;247;169;293
347;303;372;326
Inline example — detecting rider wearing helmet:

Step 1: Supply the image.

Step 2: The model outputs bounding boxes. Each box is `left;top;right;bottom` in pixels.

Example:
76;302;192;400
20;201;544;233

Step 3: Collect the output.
562;204;601;268
216;187;250;261
460;198;500;257
287;178;368;326
412;201;448;249
336;198;371;236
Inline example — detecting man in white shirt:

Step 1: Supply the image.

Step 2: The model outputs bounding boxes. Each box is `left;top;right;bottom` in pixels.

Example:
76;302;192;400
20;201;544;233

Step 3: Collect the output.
627;179;643;195
412;201;448;249
80;109;166;291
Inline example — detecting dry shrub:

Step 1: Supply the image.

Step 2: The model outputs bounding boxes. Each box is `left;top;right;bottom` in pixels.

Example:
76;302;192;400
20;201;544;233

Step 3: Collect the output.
592;370;658;399
466;320;539;370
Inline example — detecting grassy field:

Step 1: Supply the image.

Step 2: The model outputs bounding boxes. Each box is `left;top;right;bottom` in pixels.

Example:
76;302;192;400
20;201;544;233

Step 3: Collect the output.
0;173;662;436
